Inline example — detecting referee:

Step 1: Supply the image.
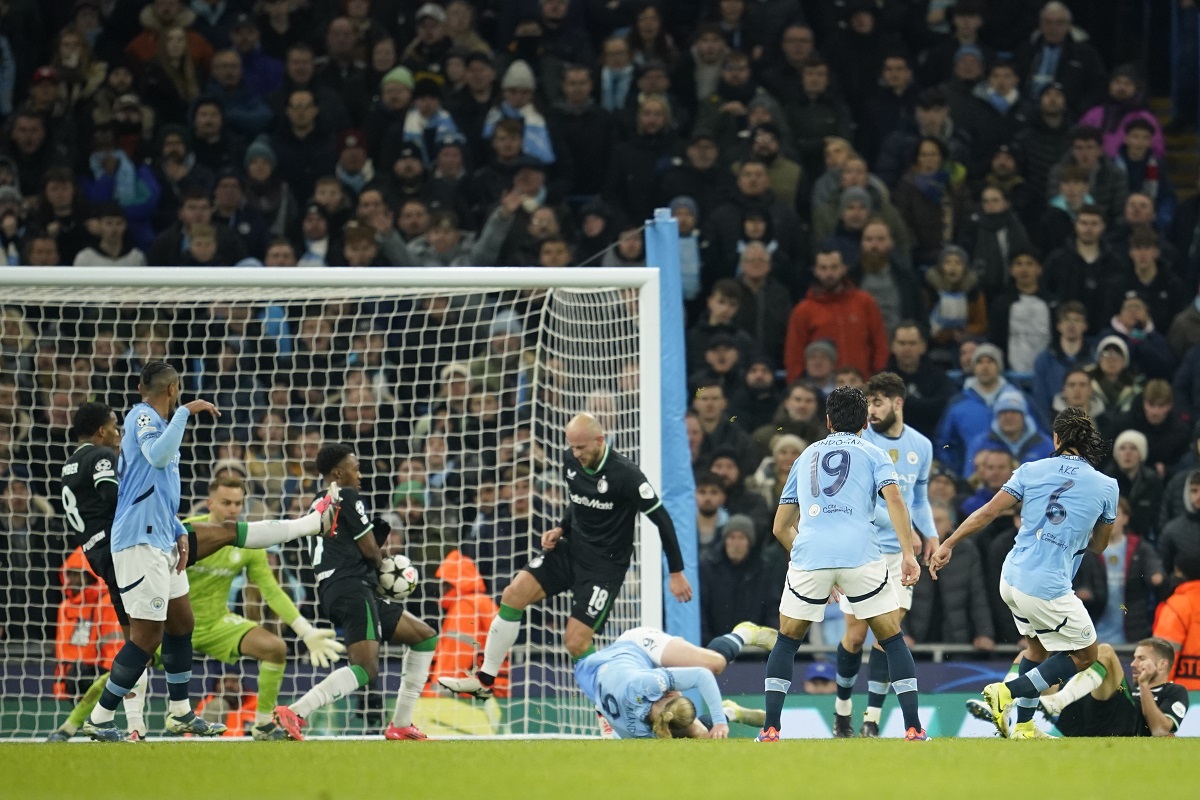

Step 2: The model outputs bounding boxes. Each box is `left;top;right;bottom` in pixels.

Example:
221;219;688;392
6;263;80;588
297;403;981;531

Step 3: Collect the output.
441;413;691;699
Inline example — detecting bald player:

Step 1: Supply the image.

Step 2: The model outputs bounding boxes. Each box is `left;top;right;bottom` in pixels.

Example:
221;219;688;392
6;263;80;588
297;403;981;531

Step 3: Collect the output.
441;414;691;698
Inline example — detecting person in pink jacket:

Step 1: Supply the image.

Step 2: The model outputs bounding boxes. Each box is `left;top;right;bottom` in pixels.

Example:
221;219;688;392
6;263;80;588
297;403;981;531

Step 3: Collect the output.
1077;64;1165;160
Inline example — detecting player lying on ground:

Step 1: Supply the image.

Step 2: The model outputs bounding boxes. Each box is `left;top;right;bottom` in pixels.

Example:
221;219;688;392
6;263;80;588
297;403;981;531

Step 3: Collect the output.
834;373;938;738
441;413;691;699
56;400;339;740
273;443;438;741
574;623;777;738
759;386;928;742
930;408;1118;739
966;638;1188;737
49;475;344;741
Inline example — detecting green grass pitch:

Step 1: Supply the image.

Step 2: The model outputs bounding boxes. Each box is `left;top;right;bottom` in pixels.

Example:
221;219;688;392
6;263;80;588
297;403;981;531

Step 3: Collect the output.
3;738;1198;800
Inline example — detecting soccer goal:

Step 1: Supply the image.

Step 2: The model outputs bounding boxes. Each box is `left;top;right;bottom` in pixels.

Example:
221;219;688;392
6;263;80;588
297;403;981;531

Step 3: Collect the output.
0;265;667;739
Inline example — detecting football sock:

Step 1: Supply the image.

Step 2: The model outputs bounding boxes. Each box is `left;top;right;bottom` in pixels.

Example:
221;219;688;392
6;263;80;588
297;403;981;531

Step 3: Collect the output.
1048;661;1107;709
161;632;194;716
763;633;801;731
64;672;109;733
1015;697;1039;723
479;604;523;683
237;514;321;548
879;633;921;731
93;642;152;722
291;664;371;719
834;643;862;717
706;632;744;664
865;647;891;723
123;671;149;734
256;660;286;723
1007;652;1078;699
392;636;437;727
1005;661;1021;682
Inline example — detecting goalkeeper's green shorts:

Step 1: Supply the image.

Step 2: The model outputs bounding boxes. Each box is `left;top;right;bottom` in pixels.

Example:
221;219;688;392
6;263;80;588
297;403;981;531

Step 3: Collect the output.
192;614;259;664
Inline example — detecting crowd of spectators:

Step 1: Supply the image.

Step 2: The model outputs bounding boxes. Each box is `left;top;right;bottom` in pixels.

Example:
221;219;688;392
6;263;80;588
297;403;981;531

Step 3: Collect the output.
0;0;1199;663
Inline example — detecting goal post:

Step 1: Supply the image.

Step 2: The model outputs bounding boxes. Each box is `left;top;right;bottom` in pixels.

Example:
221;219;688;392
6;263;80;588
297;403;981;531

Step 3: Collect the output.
0;257;691;738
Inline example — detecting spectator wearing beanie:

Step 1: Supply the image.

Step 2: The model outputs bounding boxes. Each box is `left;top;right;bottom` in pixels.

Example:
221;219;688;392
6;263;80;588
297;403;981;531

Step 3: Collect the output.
699;514;775;642
403;77;460;165
1103;429;1164;540
243;135;299;240
962;390;1054;479
935;342;1030;473
483;60;555;166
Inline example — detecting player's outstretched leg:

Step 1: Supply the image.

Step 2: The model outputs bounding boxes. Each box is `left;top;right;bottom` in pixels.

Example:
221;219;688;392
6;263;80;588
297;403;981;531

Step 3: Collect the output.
440;570;544;699
193;484;340;561
47;672;109;741
1039;644;1119;720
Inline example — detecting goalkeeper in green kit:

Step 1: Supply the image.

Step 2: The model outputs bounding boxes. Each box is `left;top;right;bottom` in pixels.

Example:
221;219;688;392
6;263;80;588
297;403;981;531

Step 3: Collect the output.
49;474;345;740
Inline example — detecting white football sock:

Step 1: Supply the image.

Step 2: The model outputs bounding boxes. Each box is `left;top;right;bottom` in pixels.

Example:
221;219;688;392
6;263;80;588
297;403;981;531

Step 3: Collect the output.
123;671;148;734
480;616;520;679
290;666;365;719
1043;663;1106;714
391;647;436;727
243;514;320;548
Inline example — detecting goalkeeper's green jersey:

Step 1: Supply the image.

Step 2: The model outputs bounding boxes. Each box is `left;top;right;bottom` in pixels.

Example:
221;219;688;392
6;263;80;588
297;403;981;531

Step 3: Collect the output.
182;514;301;627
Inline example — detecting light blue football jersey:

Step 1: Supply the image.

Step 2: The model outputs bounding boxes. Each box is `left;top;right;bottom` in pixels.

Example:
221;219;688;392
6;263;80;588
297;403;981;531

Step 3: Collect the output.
863;425;936;553
112;403;191;554
999;454;1119;600
780;430;900;570
574;641;726;739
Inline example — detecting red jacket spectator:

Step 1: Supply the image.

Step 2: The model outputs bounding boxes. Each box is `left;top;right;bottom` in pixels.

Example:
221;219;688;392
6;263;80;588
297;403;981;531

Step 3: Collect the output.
783;252;889;382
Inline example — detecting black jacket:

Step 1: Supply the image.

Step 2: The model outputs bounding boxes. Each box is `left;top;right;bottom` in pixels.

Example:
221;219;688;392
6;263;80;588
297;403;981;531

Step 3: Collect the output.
1015;35;1107;113
269;127;337;207
886;355;958;438
1101;398;1191;475
1043;242;1126;333
602;130;682;224
700;547;776;643
908;539;994;645
548;100;616;197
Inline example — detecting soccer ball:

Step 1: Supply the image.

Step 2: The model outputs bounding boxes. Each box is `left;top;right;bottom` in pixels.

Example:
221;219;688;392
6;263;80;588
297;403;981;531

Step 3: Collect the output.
377;555;419;601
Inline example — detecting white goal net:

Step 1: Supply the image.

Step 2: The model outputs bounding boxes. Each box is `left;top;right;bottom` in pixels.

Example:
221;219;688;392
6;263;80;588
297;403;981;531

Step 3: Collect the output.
0;267;662;739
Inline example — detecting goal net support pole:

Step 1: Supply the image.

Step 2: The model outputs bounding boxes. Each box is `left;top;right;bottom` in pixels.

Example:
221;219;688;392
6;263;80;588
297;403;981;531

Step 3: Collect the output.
645;208;700;644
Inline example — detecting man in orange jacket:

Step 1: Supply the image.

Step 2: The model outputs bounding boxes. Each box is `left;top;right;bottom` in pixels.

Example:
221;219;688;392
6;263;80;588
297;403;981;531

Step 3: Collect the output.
196;673;260;737
784;247;889;383
1154;553;1200;690
426;550;510;698
53;548;123;702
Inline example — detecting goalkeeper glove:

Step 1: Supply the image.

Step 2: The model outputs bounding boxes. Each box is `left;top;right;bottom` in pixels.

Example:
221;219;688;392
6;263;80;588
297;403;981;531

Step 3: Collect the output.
290;617;346;669
372;515;392;541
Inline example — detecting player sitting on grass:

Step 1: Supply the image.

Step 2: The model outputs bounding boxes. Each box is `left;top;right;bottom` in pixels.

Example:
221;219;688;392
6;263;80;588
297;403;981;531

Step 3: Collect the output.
967;637;1189;737
575;623;776;738
758;386;928;742
273;443;438;741
50;399;340;741
930;408;1118;739
441;413;691;699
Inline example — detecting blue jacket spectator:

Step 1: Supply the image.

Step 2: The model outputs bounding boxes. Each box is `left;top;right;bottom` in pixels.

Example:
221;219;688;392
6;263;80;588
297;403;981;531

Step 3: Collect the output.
935;342;1029;474
962;391;1055;479
1031;301;1093;419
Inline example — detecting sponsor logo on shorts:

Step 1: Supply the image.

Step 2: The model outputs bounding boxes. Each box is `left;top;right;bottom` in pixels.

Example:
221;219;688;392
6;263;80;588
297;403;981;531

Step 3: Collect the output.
1081;627;1093;640
567;469;577;479
642;637;658;650
150;597;165;611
